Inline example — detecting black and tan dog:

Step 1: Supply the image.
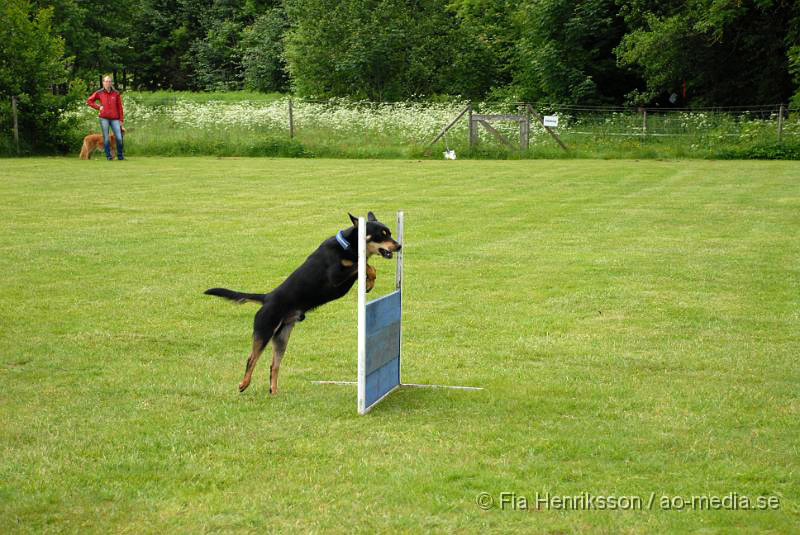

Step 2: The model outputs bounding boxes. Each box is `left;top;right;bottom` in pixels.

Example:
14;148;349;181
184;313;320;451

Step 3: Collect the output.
205;212;401;394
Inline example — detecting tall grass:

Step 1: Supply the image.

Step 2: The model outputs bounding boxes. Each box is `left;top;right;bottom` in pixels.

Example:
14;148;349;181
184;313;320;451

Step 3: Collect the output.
68;94;800;159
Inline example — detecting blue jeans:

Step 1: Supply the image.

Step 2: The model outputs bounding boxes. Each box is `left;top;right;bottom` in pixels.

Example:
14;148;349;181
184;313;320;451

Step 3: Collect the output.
99;118;124;160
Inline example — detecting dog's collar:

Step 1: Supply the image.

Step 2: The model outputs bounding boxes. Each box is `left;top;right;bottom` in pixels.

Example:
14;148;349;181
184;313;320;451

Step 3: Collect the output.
335;230;351;250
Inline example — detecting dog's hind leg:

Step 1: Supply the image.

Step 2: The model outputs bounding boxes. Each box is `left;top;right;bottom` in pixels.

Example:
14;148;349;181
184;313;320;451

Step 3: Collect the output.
269;318;297;395
239;303;284;392
239;334;267;393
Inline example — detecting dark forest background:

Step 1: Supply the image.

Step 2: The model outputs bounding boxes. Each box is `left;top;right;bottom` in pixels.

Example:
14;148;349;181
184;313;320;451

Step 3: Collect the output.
6;0;800;106
3;0;800;153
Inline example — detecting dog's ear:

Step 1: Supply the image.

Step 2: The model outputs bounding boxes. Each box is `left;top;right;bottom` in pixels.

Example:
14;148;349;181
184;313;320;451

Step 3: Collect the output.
367;212;377;222
348;213;359;227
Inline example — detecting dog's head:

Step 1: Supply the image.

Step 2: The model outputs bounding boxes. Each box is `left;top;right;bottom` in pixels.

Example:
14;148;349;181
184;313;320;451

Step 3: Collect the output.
348;212;402;259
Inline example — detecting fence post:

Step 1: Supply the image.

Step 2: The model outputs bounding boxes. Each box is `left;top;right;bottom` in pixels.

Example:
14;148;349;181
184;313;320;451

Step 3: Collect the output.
519;105;529;150
468;102;476;147
289;99;294;139
525;104;531;150
778;104;784;142
642;108;648;140
11;96;20;155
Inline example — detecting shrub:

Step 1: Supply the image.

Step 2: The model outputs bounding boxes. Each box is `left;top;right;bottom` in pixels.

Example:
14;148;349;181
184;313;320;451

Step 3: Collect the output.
715;142;800;160
0;0;82;155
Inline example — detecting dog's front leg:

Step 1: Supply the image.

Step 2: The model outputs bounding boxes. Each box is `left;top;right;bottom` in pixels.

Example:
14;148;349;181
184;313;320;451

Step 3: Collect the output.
333;260;375;292
366;264;376;292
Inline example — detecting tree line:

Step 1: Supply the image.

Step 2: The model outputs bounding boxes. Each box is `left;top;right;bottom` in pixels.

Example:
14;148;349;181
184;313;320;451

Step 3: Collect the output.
2;0;799;153
12;0;800;106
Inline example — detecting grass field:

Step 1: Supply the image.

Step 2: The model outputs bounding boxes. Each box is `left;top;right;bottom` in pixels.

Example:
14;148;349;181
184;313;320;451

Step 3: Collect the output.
1;158;798;533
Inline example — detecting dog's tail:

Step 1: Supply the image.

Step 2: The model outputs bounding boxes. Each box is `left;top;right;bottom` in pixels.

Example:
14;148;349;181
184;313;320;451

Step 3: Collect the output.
79;141;89;160
204;288;267;305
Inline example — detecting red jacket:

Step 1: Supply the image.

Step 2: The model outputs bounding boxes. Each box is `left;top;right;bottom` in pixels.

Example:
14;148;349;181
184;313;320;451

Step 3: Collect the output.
87;89;124;122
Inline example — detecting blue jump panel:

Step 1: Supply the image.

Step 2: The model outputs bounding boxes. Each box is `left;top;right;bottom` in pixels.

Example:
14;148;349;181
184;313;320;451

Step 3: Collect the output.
363;291;401;409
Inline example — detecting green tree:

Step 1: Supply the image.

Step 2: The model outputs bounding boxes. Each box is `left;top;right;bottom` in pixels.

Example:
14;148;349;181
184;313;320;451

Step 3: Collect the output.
240;7;289;92
616;0;798;106
790;45;800;108
284;0;477;100
181;0;254;90
445;0;519;99
129;0;203;89
1;0;82;154
33;0;136;84
187;19;244;90
783;5;800;108
285;0;403;99
512;0;638;104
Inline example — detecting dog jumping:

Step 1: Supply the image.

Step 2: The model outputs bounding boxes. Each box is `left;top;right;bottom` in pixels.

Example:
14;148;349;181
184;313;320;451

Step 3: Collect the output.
79;127;126;160
205;212;402;395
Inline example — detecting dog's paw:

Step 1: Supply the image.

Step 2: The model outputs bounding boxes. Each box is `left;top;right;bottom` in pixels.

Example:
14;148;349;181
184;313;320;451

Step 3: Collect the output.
238;379;251;392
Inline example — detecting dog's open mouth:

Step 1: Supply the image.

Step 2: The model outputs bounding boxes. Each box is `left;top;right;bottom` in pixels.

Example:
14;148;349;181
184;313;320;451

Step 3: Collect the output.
379;248;393;259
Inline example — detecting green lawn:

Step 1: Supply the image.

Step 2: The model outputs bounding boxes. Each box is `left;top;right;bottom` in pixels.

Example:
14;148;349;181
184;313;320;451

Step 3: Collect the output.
1;158;798;533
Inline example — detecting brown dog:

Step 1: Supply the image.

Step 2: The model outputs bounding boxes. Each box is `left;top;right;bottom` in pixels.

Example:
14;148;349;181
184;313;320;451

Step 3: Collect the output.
79;127;126;159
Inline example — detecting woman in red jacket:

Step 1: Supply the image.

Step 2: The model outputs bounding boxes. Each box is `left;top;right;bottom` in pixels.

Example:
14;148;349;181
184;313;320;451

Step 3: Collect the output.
86;76;125;160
